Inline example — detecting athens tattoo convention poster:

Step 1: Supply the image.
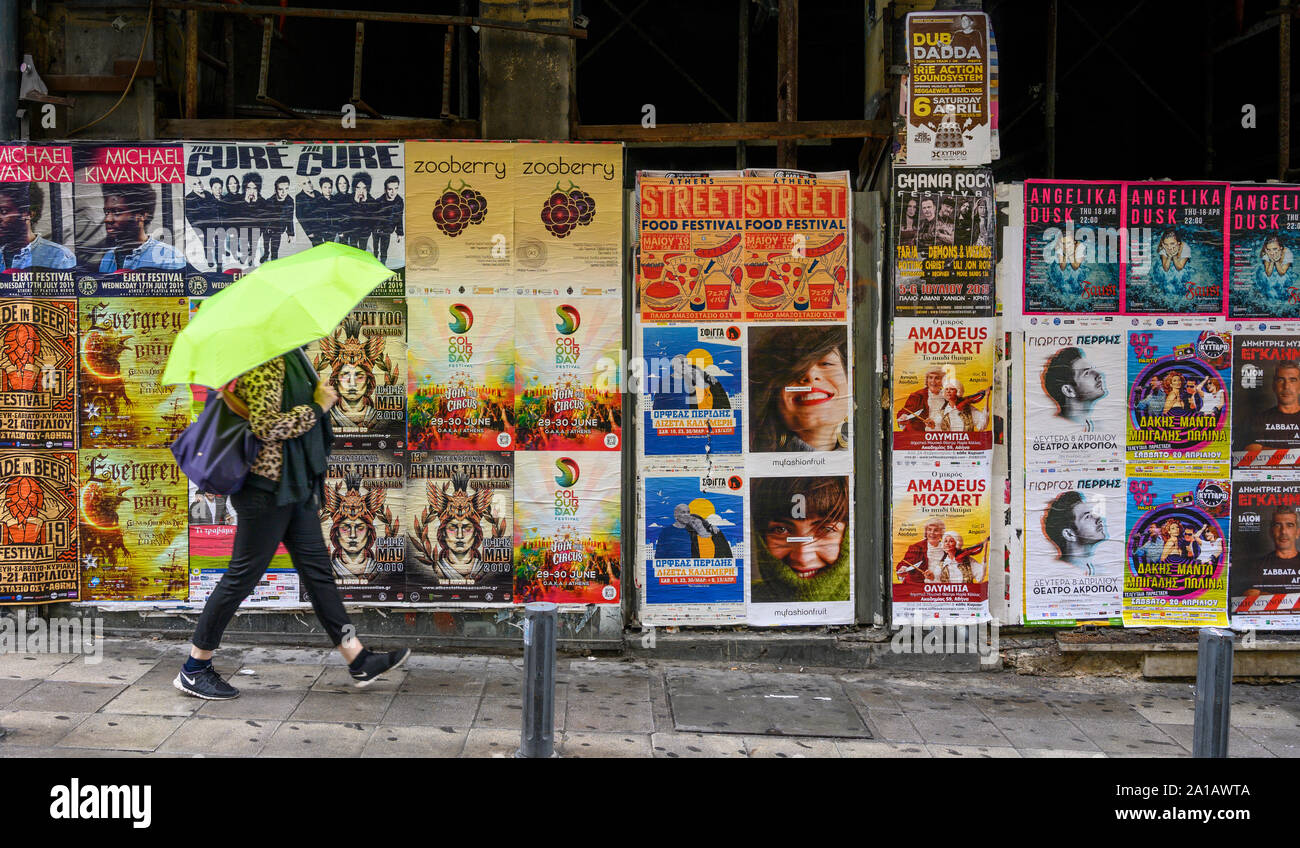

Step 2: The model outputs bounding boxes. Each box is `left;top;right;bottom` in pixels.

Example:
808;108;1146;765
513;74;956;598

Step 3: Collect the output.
1023;327;1124;467
1023;466;1124;626
305;296;407;451
0;449;78;604
1021;180;1123;315
513;451;621;605
1123;472;1230;627
187;478;296;609
892;317;993;453
77;298;191;450
0;144;76;298
79;449;188;602
1227;185;1300;319
1122;181;1226;315
903;11;991;166
1232;334;1300;467
640;324;743;456
1125;329;1231;466
1230;481;1300;630
891;455;991;622
640;459;746;626
313;450;407;604
0;298;76;448
72;143;187;297
405;450;514;605
893;166;994;317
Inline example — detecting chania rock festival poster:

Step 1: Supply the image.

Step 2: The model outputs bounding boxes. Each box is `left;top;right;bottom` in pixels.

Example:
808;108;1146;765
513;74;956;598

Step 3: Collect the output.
0;143;76;298
640;324;743;456
0;298;76;448
1023;328;1124;467
1123;181;1226;315
893;166;994;318
1021;180;1123;315
1230;481;1300;630
1125;329;1231;467
892;317;993;454
903;11;992;166
1227;184;1300;319
315;450;407;604
1232;334;1300;468
0;449;78;604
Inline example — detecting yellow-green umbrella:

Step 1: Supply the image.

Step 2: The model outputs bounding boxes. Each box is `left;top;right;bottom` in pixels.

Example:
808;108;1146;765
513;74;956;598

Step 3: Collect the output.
161;242;394;388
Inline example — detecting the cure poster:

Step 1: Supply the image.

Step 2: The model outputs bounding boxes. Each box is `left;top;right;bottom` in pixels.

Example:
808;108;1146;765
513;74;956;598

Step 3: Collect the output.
72;143;187;297
305;297;407;451
513;451;621;605
891;455;991;621
1233;334;1300;467
78;298;191;449
1123;472;1230;627
1123;182;1226;315
1023;327;1124;466
0;144;76;298
892;317;993;453
903;11;992;166
405;450;514;605
1022;180;1123;314
0;449;78;604
407;297;515;451
79;449;188;602
1023;466;1125;625
640;324;742;456
1125;329;1231;466
1227;184;1300;319
893;166;994;317
1230;481;1300;630
641;459;745;626
314;450;407;604
0;298;76;448
187;479;297;608
514;298;621;451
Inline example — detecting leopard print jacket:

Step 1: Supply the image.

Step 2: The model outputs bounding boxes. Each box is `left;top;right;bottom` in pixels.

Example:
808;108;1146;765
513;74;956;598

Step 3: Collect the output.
234;356;319;483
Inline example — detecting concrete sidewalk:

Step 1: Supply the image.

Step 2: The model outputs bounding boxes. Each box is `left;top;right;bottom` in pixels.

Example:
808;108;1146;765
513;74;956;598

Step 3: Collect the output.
1;638;1297;758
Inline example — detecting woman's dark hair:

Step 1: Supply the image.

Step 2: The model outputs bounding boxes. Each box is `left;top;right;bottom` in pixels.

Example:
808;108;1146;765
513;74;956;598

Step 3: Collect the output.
749;325;848;451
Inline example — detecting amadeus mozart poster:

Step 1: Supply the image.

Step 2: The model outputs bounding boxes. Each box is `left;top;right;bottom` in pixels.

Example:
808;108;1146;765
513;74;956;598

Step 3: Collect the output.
892;317;993;453
0;449;78;604
0;298;76;448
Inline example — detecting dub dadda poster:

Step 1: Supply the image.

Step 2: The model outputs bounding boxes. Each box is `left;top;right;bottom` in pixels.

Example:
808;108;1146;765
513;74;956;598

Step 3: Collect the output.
0;298;76;448
0;450;78;604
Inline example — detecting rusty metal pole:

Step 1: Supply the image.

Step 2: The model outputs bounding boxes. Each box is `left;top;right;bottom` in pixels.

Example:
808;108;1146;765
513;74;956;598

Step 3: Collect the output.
737;0;749;170
1281;0;1292;180
185;9;199;118
777;0;798;169
1046;0;1057;178
223;16;235;119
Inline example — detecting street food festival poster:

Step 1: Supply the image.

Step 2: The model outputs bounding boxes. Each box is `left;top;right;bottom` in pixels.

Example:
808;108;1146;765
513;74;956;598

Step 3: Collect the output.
1125;329;1231;466
741;170;849;322
0;298;76;448
408;297;514;451
891;455;992;622
1023;466;1124;626
640;324;743;456
892;317;993;453
1233;334;1300;467
638;174;745;322
305;296;407;451
0;449;78;604
1022;180;1123;314
1227;185;1300;319
1023;327;1124;467
404;141;513;293
1230;481;1300;630
72;143;187;297
1123;181;1226;315
1123;473;1229;627
513;142;622;288
640;460;745;626
513;451;621;605
187;479;296;608
0;144;76;298
314;450;407;604
904;11;991;166
78;298;191;450
514;298;621;451
79;449;188;602
405;450;514;605
893;166;994;317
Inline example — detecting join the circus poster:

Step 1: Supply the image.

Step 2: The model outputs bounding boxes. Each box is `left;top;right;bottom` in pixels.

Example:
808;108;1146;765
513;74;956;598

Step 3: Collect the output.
0;144;76;298
0;298;76;448
1125;329;1231;466
640;324;743;456
0;449;78;604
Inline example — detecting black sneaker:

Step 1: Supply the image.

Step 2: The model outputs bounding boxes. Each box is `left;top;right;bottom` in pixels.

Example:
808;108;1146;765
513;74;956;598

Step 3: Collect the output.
350;648;411;688
173;666;240;700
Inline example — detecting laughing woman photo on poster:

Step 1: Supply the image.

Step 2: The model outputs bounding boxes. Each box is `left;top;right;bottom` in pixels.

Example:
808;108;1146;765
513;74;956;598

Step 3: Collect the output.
749;325;850;453
749;475;850;603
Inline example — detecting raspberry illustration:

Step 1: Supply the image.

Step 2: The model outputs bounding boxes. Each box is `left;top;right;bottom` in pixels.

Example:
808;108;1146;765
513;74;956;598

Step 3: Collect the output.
431;181;488;238
541;181;596;239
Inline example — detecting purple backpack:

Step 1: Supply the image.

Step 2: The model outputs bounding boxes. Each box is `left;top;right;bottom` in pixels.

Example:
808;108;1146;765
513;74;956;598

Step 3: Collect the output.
170;384;261;495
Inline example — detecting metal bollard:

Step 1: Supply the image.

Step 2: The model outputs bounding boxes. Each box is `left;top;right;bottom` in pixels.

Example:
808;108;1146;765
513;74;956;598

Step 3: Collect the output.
1192;627;1234;758
517;601;558;758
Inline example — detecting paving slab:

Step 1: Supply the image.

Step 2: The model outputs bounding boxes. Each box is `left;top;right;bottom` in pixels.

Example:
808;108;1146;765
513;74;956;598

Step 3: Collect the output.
289;691;395;724
1069;718;1186;755
0;653;77;679
58;714;185;751
363;725;467;757
9;681;125;713
1239;726;1300;757
231;663;326;691
988;717;1099;751
564;692;654;733
560;731;653;758
835;739;930;757
399;667;488;697
196;689;307;721
260;721;374;757
650;732;748;758
460;727;521;758
0;709;89;747
925;744;1022;758
666;668;869;738
159;717;279;756
909;712;1010;747
860;708;923;743
1019;748;1108;758
743;735;841;758
312;665;406;694
383;694;479;727
1153;723;1277;758
102;679;204;717
46;655;163;686
0;677;38;707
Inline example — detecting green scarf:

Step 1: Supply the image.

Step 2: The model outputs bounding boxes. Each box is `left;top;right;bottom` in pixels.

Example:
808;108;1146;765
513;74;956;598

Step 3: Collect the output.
274;349;332;507
751;531;851;603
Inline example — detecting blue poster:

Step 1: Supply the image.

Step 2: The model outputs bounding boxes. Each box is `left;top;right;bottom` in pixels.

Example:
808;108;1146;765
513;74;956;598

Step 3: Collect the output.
643;471;745;616
641;325;743;455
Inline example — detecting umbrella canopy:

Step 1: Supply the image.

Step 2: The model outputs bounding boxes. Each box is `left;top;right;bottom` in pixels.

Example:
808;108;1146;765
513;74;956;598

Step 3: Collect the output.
161;242;394;388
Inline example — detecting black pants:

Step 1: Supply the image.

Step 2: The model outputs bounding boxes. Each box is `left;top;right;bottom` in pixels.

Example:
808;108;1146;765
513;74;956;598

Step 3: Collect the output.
191;485;353;651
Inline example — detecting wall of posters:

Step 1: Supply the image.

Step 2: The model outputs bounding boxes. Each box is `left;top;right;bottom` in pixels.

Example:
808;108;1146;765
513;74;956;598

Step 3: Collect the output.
78;449;188;602
1023;327;1123;466
1123;182;1226;315
1023;466;1125;625
0;298;76;448
1232;334;1300;467
893;167;994;317
1122;471;1230;627
0;144;76;298
1125;329;1231;467
314;450;407;604
640;324;743;456
305;296;407;451
405;450;514;605
1227;185;1300;319
1230;481;1300;629
0;449;78;604
892;317;993;453
903;11;992;166
1022;180;1122;315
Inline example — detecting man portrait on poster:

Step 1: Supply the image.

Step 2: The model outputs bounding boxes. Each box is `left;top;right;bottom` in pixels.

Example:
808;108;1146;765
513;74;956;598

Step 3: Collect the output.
372;175;404;265
653;502;734;561
188;490;235;526
94;183;185;272
1041;490;1107;577
895;516;945;585
897;367;946;432
0;183;75;270
1236;505;1300;599
1245;359;1300;452
260;175;295;262
1042;346;1106;431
